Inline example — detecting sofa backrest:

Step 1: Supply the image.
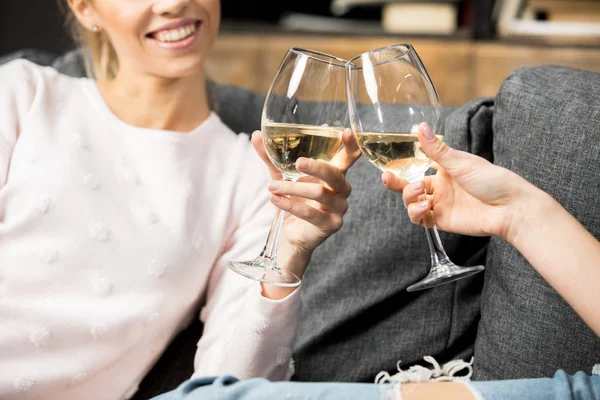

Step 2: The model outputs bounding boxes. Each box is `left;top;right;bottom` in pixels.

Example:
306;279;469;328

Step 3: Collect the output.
473;65;600;380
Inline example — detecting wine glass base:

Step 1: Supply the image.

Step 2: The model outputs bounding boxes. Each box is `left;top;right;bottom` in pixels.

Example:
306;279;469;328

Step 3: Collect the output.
228;258;301;288
406;263;484;292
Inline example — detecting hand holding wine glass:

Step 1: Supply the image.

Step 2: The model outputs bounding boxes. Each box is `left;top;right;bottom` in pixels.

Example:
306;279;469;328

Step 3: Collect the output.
383;122;528;241
251;129;360;279
346;44;484;291
229;48;360;288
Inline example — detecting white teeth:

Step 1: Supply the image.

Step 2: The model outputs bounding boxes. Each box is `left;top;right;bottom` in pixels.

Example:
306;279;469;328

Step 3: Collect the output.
155;23;197;43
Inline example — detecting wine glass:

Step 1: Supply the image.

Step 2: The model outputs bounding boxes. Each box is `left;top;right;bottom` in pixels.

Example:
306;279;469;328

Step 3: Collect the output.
228;47;348;287
346;44;485;292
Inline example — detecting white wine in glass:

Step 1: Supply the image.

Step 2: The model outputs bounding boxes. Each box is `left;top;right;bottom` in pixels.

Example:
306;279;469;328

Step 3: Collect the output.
263;122;344;181
228;48;348;287
346;44;485;292
356;131;443;182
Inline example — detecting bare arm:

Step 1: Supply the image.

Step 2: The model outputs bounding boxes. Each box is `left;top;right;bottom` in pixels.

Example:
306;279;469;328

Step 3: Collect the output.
507;186;600;336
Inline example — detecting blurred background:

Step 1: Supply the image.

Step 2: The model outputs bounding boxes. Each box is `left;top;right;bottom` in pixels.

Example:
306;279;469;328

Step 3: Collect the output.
2;0;599;106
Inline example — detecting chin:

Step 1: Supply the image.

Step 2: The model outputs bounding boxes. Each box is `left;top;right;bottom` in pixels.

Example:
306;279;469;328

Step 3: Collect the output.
150;56;206;79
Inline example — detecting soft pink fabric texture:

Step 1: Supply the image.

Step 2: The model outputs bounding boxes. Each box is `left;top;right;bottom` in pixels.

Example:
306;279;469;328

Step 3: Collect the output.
0;60;301;400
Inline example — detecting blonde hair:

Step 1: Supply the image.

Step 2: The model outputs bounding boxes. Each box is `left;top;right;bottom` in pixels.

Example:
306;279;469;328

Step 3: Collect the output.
61;0;119;80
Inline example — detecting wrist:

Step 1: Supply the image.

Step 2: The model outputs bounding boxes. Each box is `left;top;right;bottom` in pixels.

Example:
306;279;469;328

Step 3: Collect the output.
277;240;313;278
503;181;557;246
260;243;312;300
260;282;297;300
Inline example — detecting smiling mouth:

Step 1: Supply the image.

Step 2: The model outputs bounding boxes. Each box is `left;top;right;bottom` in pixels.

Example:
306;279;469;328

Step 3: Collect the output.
147;21;201;43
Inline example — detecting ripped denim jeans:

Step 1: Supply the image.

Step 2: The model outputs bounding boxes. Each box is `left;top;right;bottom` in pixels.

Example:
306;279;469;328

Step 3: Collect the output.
151;362;600;400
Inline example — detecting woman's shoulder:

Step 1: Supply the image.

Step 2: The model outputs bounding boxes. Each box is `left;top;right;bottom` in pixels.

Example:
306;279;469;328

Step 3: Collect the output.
0;59;92;144
0;59;85;101
2;58;56;81
0;58;40;76
0;59;41;99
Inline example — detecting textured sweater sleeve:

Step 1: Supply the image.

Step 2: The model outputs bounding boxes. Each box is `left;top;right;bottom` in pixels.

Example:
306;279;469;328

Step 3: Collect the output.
0;60;38;189
193;138;302;381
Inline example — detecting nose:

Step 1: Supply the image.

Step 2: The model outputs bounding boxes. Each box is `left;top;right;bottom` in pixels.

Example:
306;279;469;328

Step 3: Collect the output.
152;0;191;16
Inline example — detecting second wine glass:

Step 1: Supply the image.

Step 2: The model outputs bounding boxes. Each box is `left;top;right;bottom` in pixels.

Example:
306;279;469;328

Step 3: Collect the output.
346;44;485;292
228;47;348;287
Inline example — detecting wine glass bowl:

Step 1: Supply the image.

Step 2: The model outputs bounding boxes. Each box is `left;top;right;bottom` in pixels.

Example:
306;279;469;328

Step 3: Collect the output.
347;44;443;183
262;48;348;181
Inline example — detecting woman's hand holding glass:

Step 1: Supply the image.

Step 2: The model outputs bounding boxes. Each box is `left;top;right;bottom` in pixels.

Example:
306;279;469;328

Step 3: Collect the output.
384;122;531;243
346;44;484;291
390;124;600;335
228;48;358;288
251;129;360;281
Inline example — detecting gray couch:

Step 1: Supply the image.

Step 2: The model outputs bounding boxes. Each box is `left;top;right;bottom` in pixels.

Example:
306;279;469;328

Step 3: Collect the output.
2;50;599;398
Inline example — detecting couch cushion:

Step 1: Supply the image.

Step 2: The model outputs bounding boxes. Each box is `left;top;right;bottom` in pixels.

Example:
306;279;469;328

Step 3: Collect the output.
473;66;600;380
51;48;87;78
0;49;58;67
292;99;494;382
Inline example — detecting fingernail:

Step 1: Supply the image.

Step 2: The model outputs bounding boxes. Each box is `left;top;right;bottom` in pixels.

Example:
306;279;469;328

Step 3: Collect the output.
420;123;435;140
419;200;429;208
272;195;282;204
268;181;281;192
297;158;309;171
410;181;422;191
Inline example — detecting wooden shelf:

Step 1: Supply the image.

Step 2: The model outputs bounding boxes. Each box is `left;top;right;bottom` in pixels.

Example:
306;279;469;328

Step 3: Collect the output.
206;32;600;107
219;21;474;41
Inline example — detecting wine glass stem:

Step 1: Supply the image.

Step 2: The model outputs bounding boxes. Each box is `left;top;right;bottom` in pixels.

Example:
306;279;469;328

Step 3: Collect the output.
259;177;294;273
424;225;450;266
260;207;285;273
422;185;451;266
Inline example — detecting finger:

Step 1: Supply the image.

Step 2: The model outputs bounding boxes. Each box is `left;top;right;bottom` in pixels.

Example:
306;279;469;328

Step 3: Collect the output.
330;128;362;174
402;180;427;208
270;194;330;224
417;123;480;176
404;178;436;206
418;193;435;203
407;199;432;227
272;194;345;233
382;172;434;195
381;172;408;193
268;180;345;212
251;131;281;179
296;158;352;197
